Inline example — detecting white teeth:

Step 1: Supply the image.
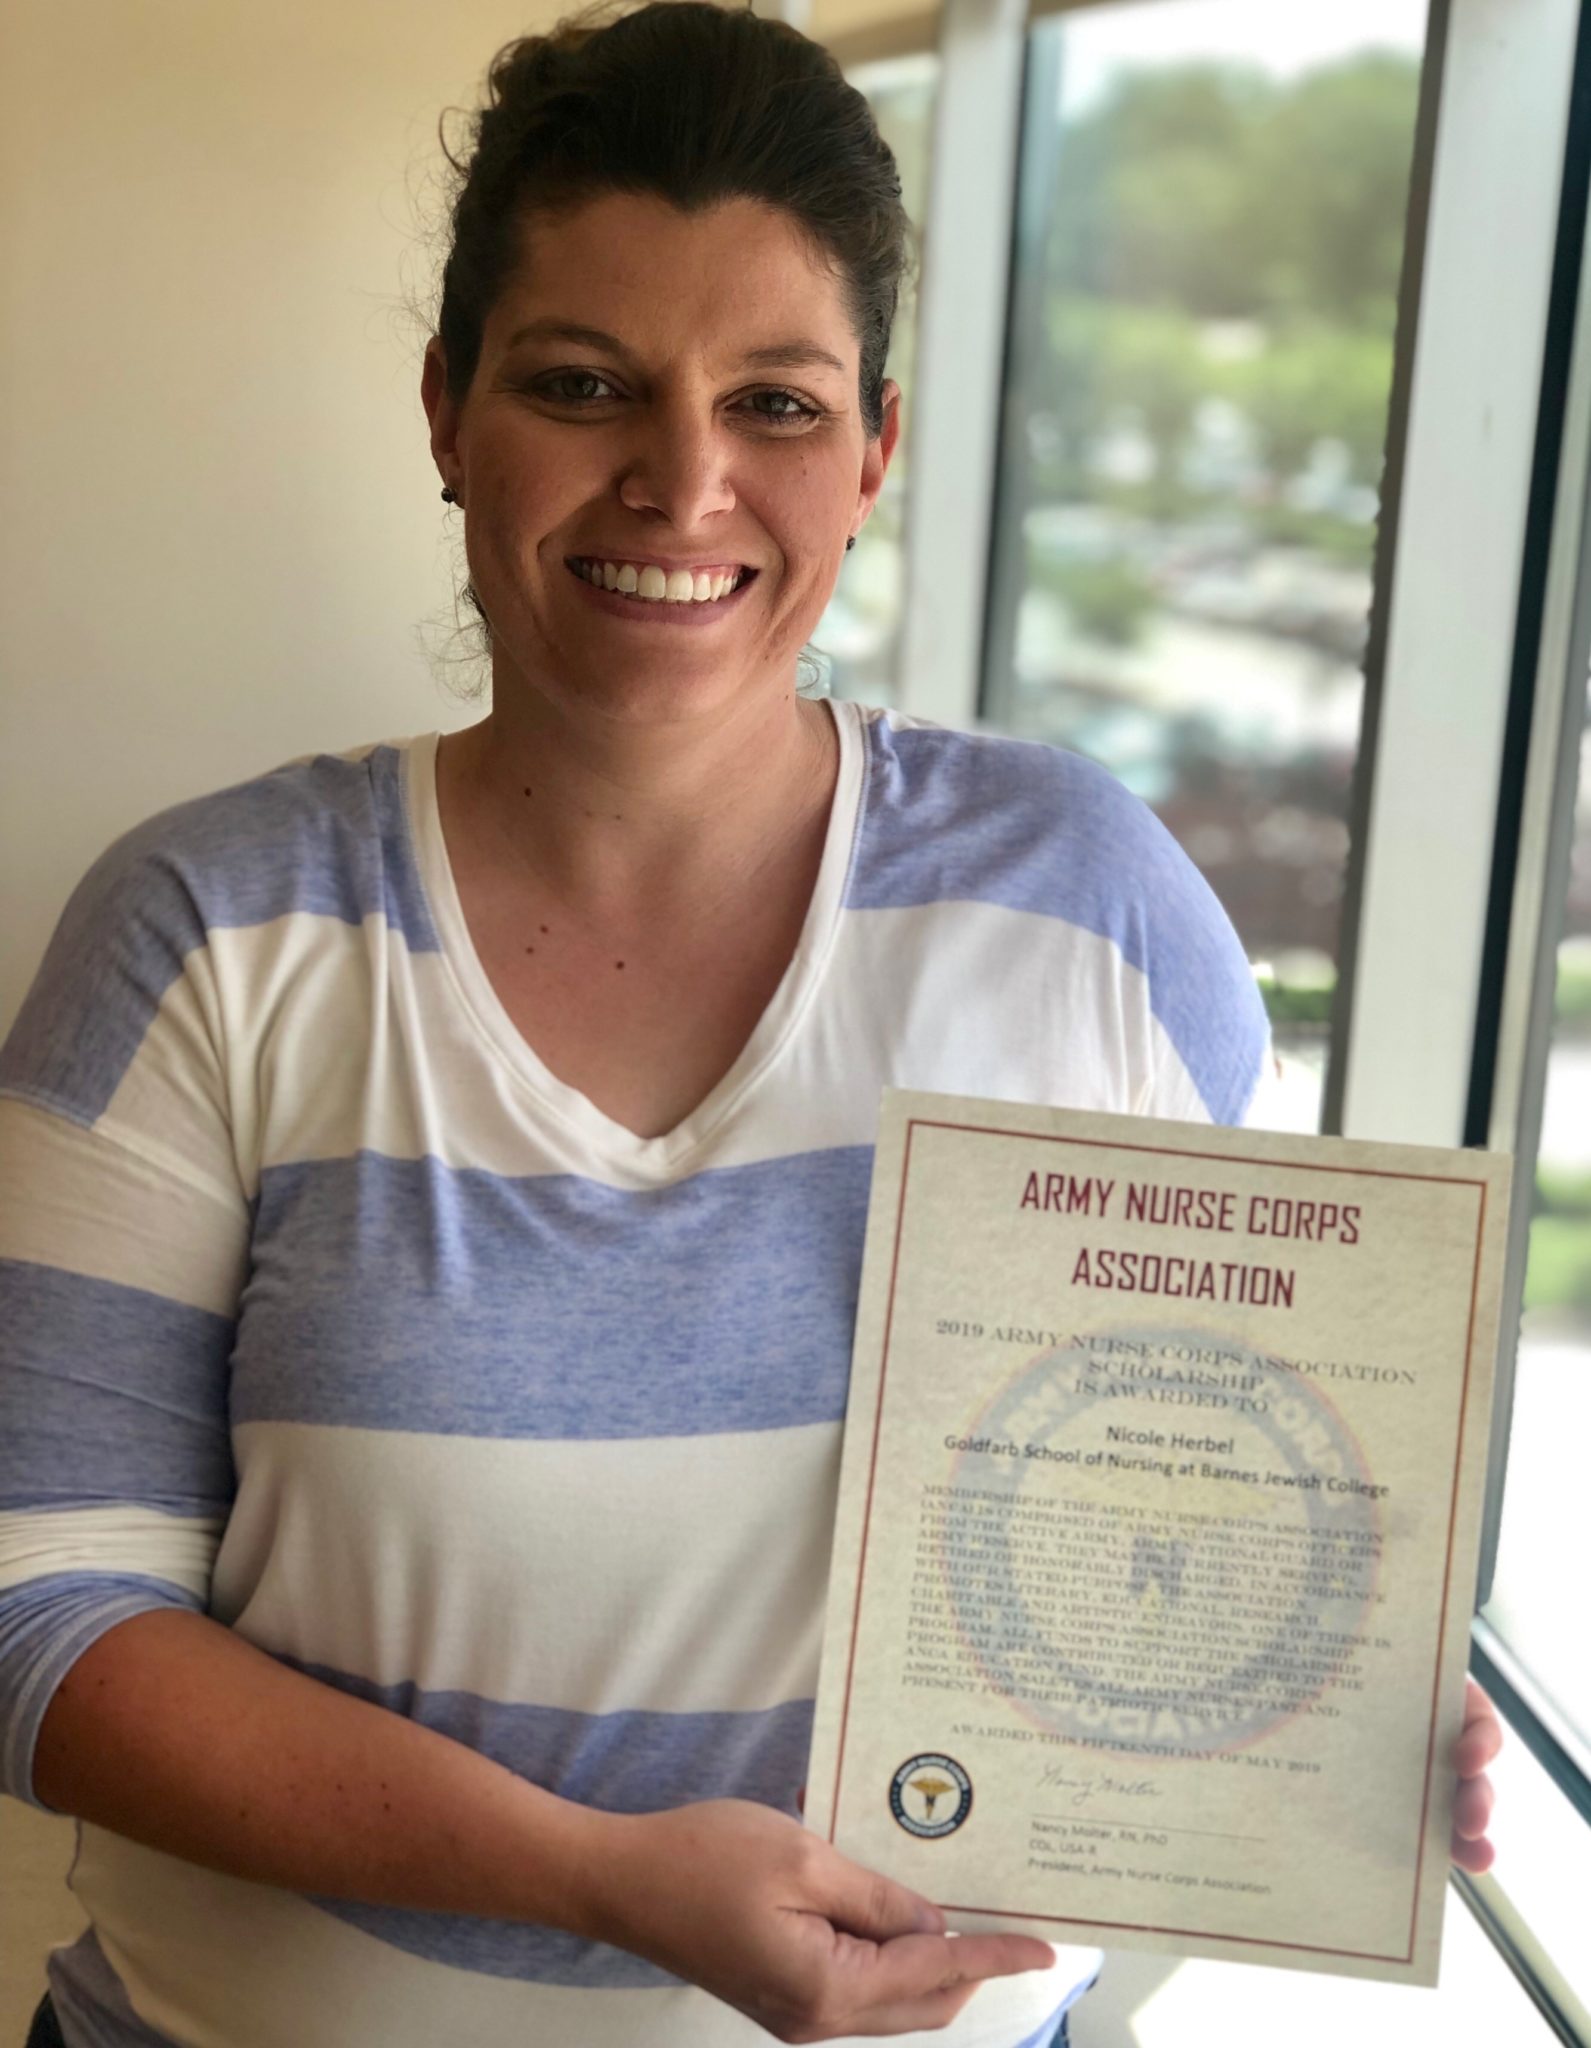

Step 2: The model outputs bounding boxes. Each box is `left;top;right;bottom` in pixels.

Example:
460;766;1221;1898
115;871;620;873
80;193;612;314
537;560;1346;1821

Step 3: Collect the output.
579;559;743;603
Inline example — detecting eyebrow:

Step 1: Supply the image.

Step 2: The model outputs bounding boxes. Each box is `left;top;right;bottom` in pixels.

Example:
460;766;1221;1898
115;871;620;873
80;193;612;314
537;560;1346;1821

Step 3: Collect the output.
503;319;847;376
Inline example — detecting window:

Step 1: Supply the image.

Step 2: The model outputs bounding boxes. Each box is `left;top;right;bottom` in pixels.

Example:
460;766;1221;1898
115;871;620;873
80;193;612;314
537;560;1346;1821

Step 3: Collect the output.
814;50;939;705
885;0;1591;2027
983;0;1429;1133
1484;673;1591;1757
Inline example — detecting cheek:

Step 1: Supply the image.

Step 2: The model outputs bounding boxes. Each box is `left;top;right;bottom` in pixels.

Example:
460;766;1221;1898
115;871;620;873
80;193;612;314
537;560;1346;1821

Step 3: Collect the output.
758;448;855;570
467;420;577;536
463;478;565;608
507;458;564;535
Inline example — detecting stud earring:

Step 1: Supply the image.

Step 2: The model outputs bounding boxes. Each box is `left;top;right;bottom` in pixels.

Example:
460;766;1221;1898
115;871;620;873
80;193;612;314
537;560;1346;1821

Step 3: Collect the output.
440;486;457;505
845;534;856;552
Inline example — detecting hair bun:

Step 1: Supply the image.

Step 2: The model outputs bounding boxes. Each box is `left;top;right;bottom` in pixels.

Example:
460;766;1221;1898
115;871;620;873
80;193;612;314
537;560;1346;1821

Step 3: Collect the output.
434;0;907;446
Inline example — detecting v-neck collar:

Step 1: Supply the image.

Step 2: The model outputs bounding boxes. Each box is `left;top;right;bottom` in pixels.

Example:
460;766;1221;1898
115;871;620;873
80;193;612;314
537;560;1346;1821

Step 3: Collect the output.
400;698;866;1182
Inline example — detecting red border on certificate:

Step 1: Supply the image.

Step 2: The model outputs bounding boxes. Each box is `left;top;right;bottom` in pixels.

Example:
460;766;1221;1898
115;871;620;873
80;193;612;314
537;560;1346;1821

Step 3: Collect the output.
824;1117;1490;1968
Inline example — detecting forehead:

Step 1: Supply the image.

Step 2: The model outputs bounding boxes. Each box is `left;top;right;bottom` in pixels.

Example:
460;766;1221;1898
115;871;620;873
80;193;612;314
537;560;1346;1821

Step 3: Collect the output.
483;190;858;368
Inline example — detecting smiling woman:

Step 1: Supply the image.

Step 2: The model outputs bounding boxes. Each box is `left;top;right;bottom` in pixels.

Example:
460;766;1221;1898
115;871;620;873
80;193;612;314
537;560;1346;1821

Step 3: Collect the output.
425;191;883;717
0;7;1495;2048
418;2;902;749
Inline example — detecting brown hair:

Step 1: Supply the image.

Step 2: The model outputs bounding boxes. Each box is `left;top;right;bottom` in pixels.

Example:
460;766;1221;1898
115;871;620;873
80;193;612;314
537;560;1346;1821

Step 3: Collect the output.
435;0;909;438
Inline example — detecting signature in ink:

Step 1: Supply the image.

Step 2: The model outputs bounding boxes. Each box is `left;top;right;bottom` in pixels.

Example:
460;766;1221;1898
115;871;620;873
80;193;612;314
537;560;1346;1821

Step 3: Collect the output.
1036;1764;1164;1809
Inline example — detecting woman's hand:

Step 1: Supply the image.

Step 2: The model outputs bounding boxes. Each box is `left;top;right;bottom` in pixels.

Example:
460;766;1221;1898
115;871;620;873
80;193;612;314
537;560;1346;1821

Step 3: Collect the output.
1451;1677;1503;1874
585;1797;1055;2042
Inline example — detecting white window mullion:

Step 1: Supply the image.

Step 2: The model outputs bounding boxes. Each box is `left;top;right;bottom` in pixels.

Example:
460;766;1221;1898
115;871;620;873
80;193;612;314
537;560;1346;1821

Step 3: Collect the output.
1339;0;1581;1147
755;0;815;30
896;0;1027;727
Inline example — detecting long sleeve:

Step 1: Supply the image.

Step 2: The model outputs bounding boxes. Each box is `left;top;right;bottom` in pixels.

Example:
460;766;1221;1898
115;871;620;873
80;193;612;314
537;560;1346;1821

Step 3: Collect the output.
0;812;250;1808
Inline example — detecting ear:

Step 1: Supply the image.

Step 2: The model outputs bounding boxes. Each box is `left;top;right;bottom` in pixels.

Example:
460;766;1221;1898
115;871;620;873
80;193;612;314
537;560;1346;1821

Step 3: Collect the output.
854;378;902;536
422;337;464;498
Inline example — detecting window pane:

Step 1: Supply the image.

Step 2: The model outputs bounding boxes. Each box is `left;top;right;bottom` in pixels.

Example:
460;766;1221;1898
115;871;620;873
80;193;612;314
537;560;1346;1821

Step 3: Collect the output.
1472;1717;1591;2013
816;51;937;706
1483;676;1591;1753
986;0;1428;1132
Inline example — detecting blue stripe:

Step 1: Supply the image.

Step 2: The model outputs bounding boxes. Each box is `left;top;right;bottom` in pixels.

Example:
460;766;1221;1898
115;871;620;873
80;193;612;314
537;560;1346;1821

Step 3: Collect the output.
854;720;1268;1123
235;1147;873;1439
49;1928;183;2047
0;746;437;1126
0;1575;204;1804
285;1656;810;1986
0;1260;236;1513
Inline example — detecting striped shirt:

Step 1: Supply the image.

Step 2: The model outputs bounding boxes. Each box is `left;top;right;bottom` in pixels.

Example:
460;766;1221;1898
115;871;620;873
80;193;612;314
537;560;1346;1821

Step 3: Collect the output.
0;700;1270;2047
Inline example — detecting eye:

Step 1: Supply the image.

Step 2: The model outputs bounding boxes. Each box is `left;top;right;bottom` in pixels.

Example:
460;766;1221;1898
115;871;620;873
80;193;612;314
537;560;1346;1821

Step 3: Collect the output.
740;388;824;427
528;368;614;403
525;371;824;425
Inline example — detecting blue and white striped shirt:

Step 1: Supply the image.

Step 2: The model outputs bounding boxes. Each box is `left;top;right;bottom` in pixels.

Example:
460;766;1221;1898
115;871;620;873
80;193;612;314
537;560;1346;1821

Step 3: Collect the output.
0;701;1269;2046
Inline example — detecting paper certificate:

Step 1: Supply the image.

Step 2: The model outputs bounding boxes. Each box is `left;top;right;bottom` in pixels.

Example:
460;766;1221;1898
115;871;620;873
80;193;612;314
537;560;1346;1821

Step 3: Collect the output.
806;1091;1511;1985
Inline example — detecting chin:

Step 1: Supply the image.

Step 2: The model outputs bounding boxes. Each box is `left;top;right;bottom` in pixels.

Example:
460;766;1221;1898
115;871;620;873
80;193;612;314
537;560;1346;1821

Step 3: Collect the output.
548;650;787;727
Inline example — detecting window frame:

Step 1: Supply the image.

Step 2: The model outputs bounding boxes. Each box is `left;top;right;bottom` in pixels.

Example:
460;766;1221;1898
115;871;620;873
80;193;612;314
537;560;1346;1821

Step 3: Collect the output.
1463;0;1591;1876
1336;0;1583;1151
893;0;1028;728
875;0;1591;2024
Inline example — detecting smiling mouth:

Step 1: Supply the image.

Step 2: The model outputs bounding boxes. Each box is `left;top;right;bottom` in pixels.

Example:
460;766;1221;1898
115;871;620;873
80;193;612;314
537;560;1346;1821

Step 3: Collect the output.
566;557;755;605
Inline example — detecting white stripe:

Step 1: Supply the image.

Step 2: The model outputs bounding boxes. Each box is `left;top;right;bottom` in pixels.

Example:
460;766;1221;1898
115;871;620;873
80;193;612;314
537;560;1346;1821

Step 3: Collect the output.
74;1826;1099;2048
98;950;246;1206
1241;1051;1294;1133
0;1099;247;1317
216;1422;842;1716
176;902;1185;1190
0;1505;223;1597
801;902;1165;1122
200;911;605;1187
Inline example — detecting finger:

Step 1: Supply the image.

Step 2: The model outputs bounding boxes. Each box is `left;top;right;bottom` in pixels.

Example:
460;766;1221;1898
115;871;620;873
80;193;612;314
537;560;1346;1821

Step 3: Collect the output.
1453;1773;1494;1841
1455;1682;1504;1777
922;1932;1056;1980
827;1979;984;2038
1450;1828;1496;1876
824;1863;946;1942
806;1930;1053;2040
827;1928;1055;2014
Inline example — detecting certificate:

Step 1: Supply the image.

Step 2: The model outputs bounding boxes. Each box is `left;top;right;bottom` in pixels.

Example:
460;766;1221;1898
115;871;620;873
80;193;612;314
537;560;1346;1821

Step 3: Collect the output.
805;1091;1511;1984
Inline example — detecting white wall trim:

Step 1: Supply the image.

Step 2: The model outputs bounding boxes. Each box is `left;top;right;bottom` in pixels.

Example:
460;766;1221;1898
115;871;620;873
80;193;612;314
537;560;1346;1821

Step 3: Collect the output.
895;0;1026;728
1339;0;1583;1145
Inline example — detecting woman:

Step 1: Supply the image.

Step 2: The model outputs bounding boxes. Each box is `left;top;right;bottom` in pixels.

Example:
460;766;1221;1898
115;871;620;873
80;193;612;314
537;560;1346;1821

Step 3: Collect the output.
0;6;1499;2045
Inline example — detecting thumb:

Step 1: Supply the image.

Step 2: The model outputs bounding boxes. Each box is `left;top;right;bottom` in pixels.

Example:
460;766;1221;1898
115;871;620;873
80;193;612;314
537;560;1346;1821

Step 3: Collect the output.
826;1859;947;1943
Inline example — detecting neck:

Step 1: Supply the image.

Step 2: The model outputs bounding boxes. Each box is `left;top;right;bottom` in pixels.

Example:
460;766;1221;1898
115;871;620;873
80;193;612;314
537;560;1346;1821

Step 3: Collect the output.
436;672;839;922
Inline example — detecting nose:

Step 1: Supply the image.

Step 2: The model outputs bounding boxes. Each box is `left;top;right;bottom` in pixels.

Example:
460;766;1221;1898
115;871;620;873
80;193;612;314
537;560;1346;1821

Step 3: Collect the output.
615;397;736;531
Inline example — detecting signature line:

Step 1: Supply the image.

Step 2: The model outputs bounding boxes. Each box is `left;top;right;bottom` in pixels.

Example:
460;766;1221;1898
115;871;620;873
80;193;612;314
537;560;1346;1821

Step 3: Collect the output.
1035;1814;1266;1844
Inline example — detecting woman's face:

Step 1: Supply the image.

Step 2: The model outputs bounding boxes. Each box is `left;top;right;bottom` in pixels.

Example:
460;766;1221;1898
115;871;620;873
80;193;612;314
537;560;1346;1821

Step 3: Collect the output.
422;189;900;726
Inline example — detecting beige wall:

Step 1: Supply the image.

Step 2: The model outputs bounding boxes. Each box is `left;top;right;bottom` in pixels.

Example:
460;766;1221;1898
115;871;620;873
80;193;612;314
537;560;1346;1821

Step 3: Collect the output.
0;0;563;1033
0;0;931;1037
